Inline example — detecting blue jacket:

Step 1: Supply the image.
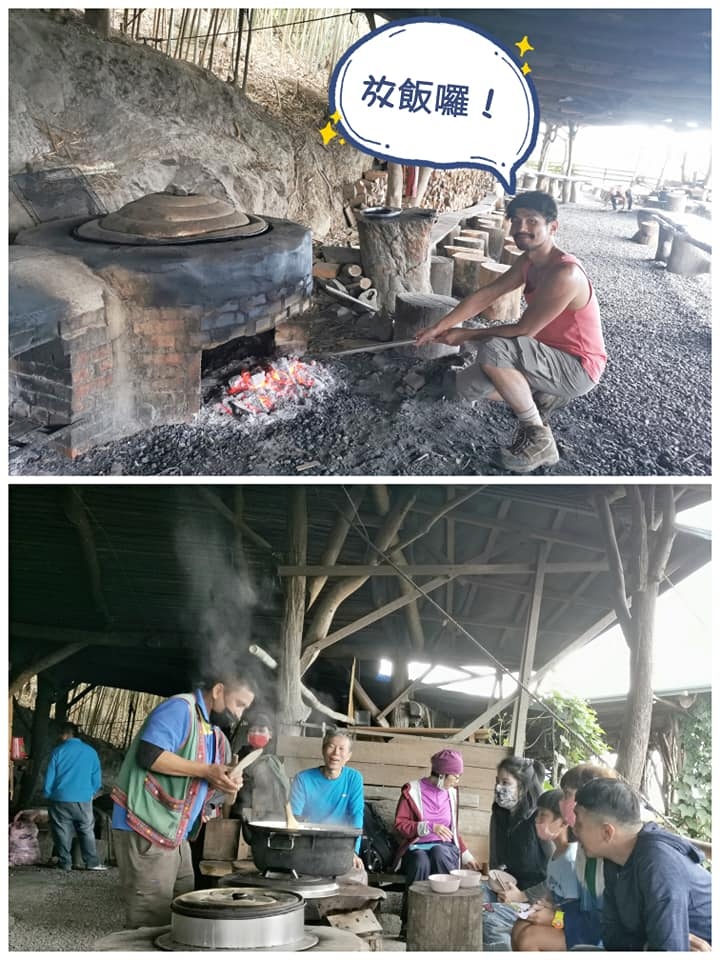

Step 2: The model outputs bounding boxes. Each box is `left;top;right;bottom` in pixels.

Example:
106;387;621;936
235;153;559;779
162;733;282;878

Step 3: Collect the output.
602;822;712;950
44;737;101;802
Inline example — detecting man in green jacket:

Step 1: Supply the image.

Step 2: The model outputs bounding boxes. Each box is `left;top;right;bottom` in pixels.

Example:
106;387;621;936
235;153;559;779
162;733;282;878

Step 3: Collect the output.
111;671;257;927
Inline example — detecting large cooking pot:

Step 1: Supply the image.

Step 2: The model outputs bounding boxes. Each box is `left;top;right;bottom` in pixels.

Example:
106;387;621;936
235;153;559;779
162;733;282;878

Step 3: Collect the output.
155;887;318;951
247;819;362;877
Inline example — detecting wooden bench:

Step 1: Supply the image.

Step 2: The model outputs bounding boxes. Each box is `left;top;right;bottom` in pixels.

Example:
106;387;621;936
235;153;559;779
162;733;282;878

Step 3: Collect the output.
277;734;509;867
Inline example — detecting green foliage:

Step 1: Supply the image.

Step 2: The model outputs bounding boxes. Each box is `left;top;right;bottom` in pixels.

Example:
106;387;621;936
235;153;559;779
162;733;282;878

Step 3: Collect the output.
543;690;612;766
669;695;711;843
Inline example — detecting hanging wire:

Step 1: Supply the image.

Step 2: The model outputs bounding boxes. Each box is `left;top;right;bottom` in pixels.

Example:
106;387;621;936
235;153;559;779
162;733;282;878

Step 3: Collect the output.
335;486;685;832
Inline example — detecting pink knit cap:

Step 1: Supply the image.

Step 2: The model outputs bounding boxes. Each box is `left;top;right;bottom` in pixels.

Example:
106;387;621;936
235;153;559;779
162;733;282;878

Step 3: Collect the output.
431;749;464;775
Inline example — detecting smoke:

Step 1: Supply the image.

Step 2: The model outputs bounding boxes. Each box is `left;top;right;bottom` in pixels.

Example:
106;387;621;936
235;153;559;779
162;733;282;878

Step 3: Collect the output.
174;503;259;689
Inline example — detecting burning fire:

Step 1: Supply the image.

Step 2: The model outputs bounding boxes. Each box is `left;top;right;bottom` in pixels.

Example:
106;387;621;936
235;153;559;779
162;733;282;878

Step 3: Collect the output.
220;358;319;415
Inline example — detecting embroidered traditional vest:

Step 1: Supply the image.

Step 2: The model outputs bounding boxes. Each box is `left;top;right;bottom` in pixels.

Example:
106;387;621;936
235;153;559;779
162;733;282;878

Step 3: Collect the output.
111;693;225;848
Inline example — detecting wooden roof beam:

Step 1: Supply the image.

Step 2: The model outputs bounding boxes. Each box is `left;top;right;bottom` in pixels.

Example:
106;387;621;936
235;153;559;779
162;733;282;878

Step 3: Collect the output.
279;562;609;577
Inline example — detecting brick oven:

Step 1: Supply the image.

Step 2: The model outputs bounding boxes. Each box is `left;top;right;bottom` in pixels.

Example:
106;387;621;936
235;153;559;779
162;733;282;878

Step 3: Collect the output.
9;192;312;455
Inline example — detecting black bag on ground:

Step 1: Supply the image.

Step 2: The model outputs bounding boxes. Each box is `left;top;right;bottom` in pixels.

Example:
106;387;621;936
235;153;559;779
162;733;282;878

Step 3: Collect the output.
360;801;397;873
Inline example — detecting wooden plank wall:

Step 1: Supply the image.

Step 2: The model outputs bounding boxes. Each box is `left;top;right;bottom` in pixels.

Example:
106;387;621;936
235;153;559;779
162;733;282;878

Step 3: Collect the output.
276;735;509;865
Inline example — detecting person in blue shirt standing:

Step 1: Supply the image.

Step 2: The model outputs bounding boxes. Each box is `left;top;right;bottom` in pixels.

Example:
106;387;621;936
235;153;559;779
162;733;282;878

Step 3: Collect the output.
111;671;256;928
44;721;105;872
290;730;365;873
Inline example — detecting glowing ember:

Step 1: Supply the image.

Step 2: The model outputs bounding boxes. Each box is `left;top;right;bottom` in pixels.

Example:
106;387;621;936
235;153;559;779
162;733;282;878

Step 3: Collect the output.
221;358;320;415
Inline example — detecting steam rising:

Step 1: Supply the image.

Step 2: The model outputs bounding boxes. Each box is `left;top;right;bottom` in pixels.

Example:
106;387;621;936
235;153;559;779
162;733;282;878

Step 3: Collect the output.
174;504;258;687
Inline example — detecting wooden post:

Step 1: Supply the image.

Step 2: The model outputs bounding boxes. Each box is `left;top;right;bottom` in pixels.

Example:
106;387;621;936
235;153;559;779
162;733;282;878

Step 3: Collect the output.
385;162;403;209
450;251;489;299
466;218;505;259
477;262;522;322
84;9;112;37
18;672;53;809
501;245;522;266
511;544;547;755
595;487;678;788
277;488;310;734
393;292;460;357
407;882;483;951
357;210;435;317
430;256;454;297
307;486;366;611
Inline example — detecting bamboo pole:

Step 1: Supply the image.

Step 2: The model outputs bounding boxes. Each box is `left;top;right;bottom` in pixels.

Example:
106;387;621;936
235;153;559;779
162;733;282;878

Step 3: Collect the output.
241;9;254;93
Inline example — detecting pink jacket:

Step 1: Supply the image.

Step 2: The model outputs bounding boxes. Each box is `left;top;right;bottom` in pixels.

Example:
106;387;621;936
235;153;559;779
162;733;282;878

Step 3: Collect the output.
392;779;474;871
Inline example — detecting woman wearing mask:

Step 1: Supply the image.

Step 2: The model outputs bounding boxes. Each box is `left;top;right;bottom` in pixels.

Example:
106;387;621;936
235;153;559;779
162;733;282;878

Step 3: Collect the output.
393;749;480;938
483;756;549;949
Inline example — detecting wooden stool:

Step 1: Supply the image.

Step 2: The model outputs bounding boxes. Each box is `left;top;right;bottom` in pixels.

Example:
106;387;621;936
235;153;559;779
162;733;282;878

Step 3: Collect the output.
407;881;483;951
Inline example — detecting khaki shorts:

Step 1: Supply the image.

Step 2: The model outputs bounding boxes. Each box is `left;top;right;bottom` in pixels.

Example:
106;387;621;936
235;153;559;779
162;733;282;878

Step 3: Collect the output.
456;335;597;401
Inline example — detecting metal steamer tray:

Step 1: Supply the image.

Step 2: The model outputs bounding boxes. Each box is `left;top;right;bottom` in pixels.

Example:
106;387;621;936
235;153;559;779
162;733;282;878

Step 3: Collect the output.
154;887;319;951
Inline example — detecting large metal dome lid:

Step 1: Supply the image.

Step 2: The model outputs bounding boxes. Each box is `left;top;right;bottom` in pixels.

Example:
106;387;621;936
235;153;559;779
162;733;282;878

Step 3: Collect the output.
74;191;268;245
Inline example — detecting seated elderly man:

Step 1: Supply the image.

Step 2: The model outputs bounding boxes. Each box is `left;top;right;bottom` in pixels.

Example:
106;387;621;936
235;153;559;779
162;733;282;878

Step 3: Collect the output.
290;730;365;876
573;778;712;951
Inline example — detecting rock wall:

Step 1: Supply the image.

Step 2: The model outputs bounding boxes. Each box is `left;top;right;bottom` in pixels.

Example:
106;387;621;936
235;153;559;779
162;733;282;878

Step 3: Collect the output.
9;10;369;238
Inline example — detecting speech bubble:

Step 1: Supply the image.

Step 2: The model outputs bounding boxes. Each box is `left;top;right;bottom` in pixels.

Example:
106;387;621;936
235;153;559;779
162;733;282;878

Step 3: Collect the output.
329;17;539;194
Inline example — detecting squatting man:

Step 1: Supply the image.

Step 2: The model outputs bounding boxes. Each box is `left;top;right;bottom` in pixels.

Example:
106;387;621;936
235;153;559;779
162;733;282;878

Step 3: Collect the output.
416;190;607;473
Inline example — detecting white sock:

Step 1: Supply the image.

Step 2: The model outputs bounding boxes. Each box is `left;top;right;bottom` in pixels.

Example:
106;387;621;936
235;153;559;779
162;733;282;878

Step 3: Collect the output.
516;404;543;428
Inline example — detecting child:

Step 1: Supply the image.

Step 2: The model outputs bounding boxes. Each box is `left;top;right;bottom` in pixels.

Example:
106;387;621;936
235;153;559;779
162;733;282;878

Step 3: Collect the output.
510;789;580;949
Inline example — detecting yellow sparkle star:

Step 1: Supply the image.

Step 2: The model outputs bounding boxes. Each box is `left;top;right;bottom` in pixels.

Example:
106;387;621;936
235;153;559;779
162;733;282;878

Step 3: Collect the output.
329;109;342;124
522;62;532;76
319;121;338;146
339;138;346;145
515;35;534;58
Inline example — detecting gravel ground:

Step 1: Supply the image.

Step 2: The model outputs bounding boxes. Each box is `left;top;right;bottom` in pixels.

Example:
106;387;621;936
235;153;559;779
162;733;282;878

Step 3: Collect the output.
9;864;125;950
8;864;406;951
10;201;711;477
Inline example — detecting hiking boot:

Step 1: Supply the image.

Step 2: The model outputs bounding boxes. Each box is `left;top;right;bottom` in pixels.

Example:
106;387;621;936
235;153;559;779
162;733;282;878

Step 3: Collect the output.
533;391;569;425
500;424;559;473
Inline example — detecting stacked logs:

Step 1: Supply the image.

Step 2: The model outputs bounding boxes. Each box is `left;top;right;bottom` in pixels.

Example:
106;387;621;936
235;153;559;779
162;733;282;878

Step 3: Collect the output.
434;206;523;323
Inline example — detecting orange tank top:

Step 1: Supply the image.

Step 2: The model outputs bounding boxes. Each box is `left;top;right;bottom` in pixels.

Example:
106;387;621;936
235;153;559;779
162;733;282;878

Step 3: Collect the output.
522;253;607;382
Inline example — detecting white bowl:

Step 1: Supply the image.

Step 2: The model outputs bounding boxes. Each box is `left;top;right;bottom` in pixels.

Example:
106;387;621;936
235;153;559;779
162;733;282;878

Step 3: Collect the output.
451;868;481;888
428;873;461;894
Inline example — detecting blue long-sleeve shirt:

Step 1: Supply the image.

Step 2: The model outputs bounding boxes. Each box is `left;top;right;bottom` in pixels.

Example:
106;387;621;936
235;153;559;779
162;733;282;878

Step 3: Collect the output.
44;737;101;802
290;765;364;853
602;823;712;950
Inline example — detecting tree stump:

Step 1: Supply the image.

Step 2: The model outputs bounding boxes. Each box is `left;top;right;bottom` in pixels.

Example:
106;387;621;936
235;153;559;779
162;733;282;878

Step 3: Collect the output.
407;882;483;952
522;173;538;189
467;218;505;259
667;235;711;276
357;209;434;316
501;244;523;266
459;230;489;255
393;292;460;358
451;250;488;298
436;225;461;256
452;236;485;252
478;261;522;322
631;219;659;246
430;256;454;297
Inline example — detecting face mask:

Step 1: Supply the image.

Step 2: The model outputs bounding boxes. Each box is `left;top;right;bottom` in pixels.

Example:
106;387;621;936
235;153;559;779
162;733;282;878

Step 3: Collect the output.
248;732;270;749
559;797;576;827
536;820;562;842
210;708;236;730
495;784;519;809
